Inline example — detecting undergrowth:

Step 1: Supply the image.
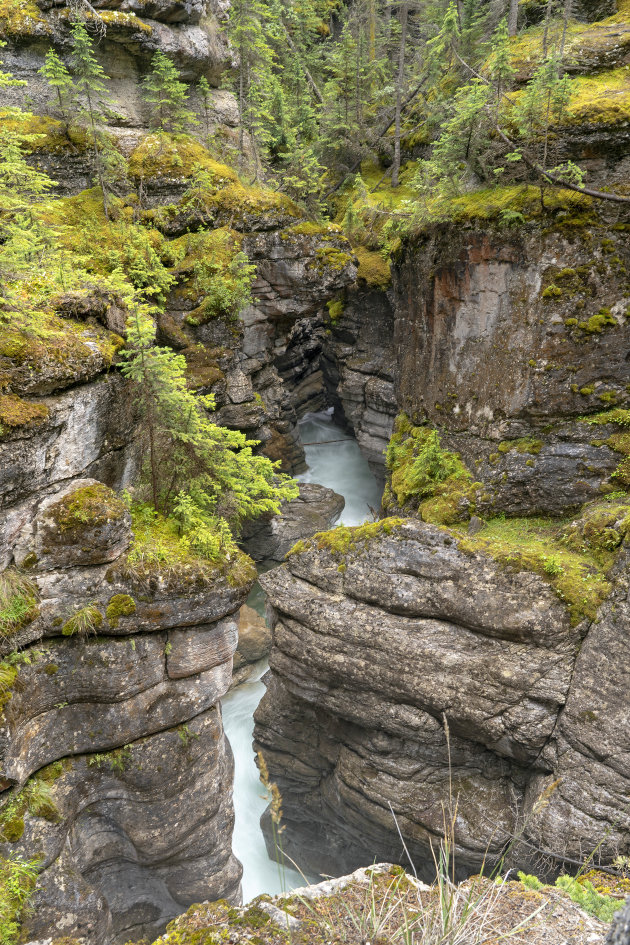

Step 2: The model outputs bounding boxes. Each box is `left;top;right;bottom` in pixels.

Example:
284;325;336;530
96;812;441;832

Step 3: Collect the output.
0;571;38;639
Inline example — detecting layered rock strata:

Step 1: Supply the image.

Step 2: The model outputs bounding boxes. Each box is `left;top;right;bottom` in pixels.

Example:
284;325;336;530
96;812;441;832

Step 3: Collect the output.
0;477;252;943
254;518;630;881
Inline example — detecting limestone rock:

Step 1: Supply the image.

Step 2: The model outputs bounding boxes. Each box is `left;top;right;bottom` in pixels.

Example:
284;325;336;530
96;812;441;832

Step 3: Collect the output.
254;520;630;882
392;223;630;516
240;483;345;563
233;604;271;669
607;898;630;945
0;476;253;943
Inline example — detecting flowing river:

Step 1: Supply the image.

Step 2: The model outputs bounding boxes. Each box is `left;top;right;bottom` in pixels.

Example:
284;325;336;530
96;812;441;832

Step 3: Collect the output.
222;410;383;902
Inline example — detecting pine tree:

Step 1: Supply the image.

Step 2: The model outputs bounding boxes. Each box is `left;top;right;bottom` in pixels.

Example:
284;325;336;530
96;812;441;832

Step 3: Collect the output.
487;17;514;104
120;308;298;551
197;75;213;141
70;18;114;217
39;49;76;133
227;0;278;169
142;51;196;134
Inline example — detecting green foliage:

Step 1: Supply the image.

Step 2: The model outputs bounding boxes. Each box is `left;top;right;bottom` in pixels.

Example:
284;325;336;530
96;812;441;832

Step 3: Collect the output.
142;51;196;133
0;854;39;945
517;872;620;922
120;310;298;545
385;415;476;525
61;604;103;637
176;227;256;326
0;571;38;639
39;49;76;129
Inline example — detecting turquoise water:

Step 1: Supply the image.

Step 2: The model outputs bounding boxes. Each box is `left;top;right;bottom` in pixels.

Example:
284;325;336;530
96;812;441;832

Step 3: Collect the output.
221;411;383;901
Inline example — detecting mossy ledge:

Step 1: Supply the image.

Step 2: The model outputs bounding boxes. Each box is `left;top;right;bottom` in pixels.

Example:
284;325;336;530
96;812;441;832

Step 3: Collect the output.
383;414;479;526
288;518;406;560
453;498;630;625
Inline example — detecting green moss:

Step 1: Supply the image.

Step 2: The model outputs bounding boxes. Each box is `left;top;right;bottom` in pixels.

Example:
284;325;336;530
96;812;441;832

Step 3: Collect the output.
288;518;406;558
51;484;126;537
105;594;136;629
312;245;354;274
43;663;58;675
384;414;477;525
542;284;562;299
284;221;342;238
327;298;344;322
0;394;48;438
566;68;630;127
455;509;616;625
89;9;152;31
129;133;240;182
354;246;392;288
580;386;595;395
0;0;51;37
0;308;122;387
0;815;24;843
583;409;630;487
578;308;617;334
497;438;543;456
0;110;89;154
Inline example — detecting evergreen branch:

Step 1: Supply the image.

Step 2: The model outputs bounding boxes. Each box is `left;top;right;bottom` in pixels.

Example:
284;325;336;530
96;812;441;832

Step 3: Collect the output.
324;75;429;198
281;23;323;105
450;45;630;205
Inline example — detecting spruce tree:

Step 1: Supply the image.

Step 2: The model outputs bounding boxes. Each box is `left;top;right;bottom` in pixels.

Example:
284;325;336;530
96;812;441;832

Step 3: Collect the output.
39;49;76;133
142;51;196;134
70;18;114;217
120;308;298;551
197;75;213;141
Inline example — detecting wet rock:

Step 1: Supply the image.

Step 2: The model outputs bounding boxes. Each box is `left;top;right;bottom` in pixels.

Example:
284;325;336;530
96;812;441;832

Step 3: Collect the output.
392;222;630;515
240;483;345;563
0;478;253;943
233;604;271;670
254;515;630;884
322;285;397;475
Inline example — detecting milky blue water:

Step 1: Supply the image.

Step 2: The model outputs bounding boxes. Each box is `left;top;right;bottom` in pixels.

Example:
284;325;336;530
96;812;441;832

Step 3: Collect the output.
221;410;383;901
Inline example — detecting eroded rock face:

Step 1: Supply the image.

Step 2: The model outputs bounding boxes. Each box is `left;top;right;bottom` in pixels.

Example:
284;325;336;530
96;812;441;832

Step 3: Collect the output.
254;520;630;881
240;482;345;563
322;285;397;476
0;479;253;944
392;220;630;514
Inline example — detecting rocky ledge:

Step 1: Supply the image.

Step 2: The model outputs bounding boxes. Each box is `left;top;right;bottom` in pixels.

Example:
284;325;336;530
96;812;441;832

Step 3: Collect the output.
0;478;255;944
146;863;609;945
254;511;630;883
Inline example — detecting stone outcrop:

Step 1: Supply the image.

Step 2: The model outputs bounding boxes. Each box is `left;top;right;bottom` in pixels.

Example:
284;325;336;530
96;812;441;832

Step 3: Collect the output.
2;0;232;128
231;604;271;687
254;517;630;882
392;214;630;515
323;285;397;476
0;478;253;944
147;862;609;945
240;482;344;563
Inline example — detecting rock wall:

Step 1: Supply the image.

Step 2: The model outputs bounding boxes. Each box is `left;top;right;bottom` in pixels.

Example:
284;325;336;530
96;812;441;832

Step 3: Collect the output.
254;518;630;882
392;211;630;514
0;476;252;944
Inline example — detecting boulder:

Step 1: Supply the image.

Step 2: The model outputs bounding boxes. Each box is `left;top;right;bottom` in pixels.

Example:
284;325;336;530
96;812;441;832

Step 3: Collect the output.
240;483;345;563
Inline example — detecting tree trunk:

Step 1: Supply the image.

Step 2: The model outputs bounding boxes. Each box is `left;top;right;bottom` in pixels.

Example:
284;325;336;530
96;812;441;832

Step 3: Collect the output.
508;0;519;36
542;0;554;56
559;0;574;58
391;0;408;187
